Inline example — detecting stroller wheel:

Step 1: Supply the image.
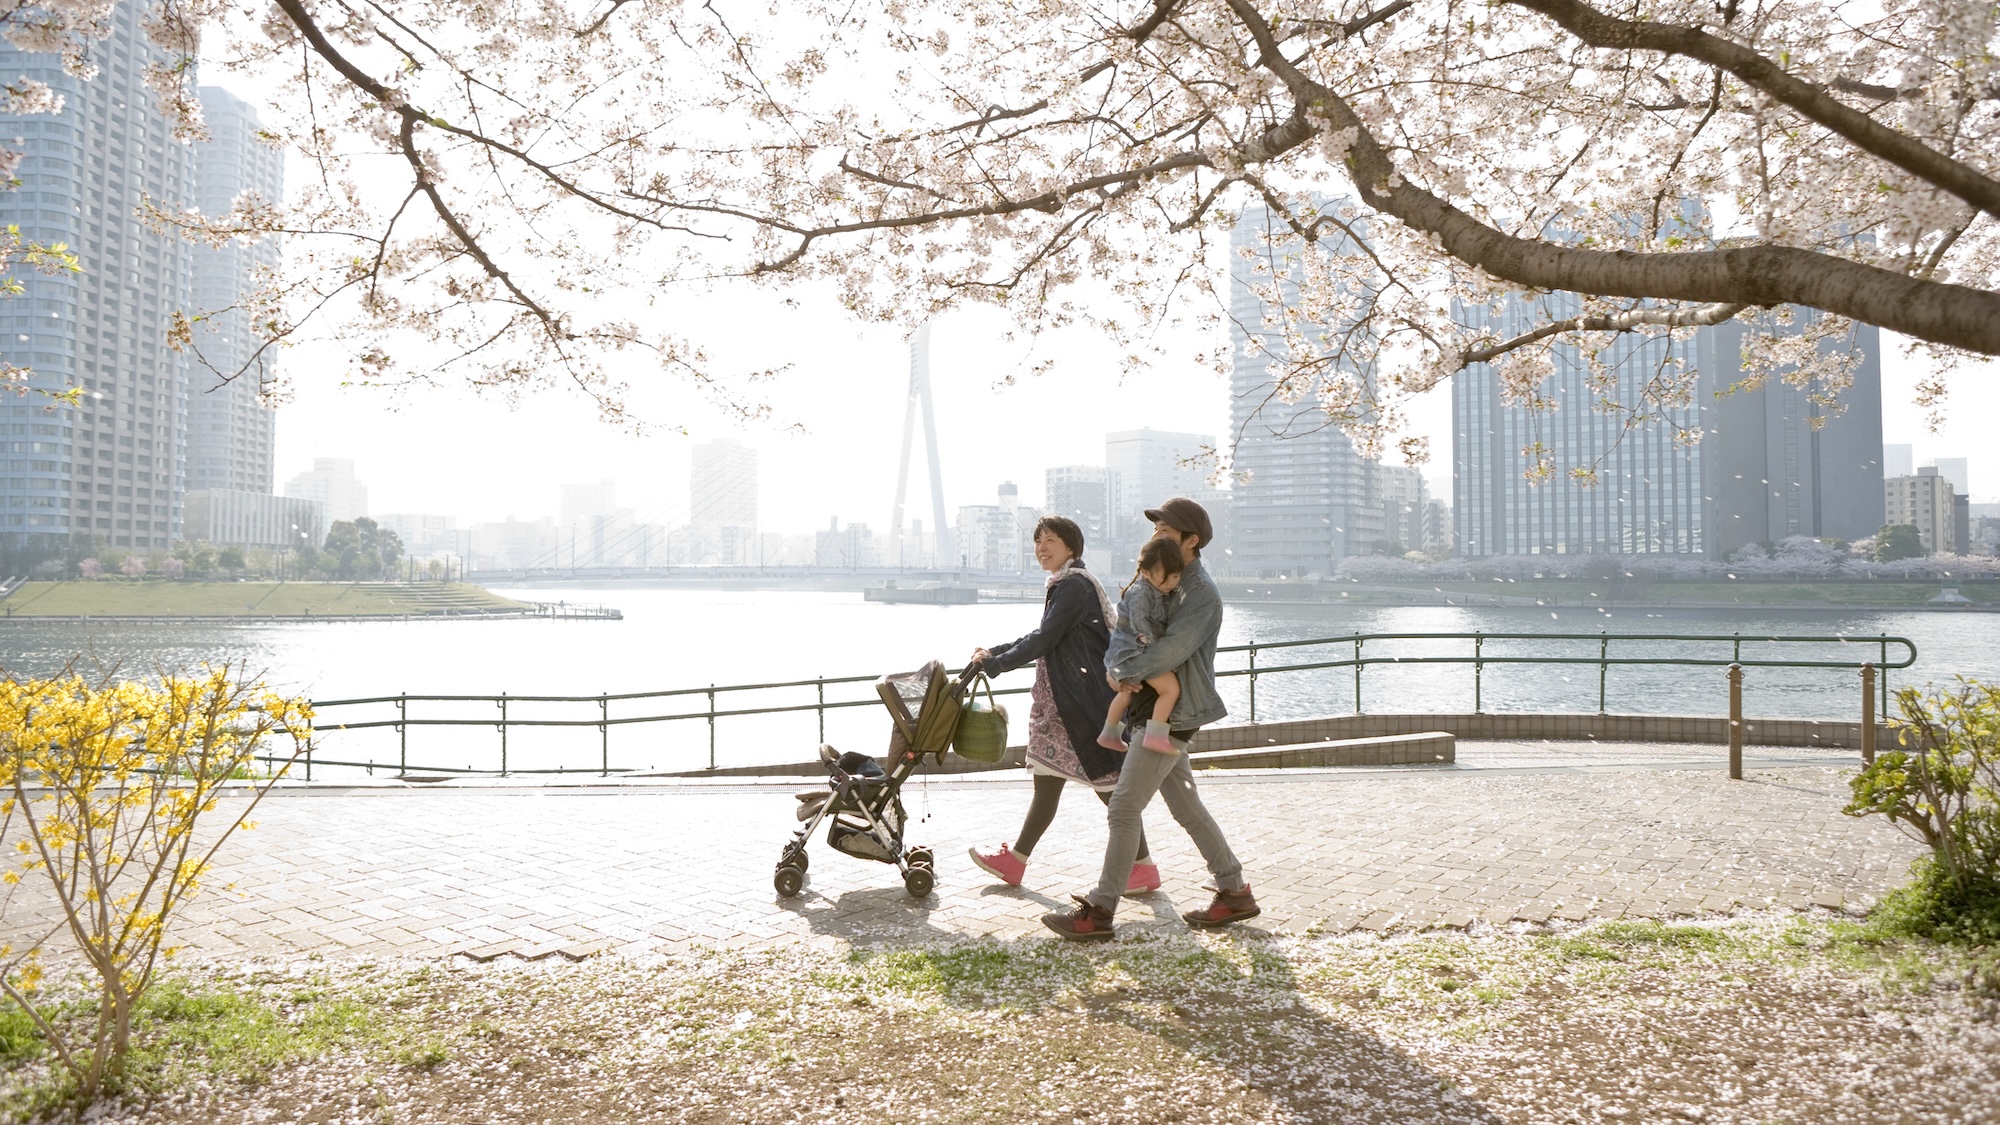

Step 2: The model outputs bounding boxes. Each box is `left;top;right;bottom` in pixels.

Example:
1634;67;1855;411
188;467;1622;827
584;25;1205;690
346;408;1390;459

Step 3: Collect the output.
902;866;935;897
774;865;805;898
906;847;934;871
781;844;809;872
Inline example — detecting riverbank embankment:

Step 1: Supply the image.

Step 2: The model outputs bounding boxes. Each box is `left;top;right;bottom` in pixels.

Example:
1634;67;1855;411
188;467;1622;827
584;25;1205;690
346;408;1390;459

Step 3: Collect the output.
0;580;560;620
1216;576;2000;611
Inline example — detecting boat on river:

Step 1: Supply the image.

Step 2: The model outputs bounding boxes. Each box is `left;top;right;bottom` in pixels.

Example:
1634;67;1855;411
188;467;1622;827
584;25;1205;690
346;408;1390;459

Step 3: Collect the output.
863;581;979;605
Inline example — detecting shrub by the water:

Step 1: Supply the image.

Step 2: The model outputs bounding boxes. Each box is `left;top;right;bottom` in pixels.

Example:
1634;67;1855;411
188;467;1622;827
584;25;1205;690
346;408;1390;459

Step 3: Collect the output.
1846;679;2000;943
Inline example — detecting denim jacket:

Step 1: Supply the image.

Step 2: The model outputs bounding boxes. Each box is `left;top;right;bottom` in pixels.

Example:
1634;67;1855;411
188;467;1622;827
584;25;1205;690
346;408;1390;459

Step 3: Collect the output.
1104;578;1170;679
1111;558;1225;730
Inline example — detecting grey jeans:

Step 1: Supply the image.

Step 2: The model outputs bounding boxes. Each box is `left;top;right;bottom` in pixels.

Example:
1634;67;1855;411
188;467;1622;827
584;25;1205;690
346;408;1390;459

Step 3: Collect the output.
1085;733;1245;913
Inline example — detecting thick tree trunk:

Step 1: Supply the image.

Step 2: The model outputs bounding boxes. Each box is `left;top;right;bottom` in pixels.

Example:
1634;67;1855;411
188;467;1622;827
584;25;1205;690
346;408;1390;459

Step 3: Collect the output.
1220;0;2000;355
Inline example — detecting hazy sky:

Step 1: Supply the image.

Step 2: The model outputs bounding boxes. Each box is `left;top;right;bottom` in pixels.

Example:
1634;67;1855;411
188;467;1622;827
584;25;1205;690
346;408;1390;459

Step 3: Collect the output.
265;290;1999;534
210;67;1997;532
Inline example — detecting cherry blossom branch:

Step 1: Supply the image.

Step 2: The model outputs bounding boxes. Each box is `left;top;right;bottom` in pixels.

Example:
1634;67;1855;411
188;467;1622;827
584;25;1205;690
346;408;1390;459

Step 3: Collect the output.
1222;0;2000;356
1504;0;2000;220
1457;302;1749;367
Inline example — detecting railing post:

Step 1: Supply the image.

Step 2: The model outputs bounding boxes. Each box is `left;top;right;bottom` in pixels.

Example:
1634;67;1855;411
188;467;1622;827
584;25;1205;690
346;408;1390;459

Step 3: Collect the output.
1598;633;1609;714
600;693;610;777
397;693;407;776
1727;663;1743;780
1352;634;1363;714
817;677;825;746
708;684;717;770
1860;663;1876;766
1879;634;1890;721
1473;633;1484;714
499;692;509;777
1248;643;1258;723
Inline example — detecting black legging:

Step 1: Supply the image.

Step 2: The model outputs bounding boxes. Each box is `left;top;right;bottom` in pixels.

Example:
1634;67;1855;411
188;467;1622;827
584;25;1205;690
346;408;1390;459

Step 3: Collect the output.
1012;773;1151;863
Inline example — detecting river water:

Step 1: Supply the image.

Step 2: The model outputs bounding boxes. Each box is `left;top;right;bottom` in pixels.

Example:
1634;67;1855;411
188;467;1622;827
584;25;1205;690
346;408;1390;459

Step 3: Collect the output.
0;586;1993;775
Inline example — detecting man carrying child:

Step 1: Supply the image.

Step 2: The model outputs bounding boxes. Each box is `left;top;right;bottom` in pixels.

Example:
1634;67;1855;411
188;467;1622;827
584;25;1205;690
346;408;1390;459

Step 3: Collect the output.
1043;497;1259;941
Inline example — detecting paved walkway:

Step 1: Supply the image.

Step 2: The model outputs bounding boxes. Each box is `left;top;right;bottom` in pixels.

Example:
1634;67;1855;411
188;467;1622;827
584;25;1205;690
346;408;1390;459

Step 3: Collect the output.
0;743;1919;961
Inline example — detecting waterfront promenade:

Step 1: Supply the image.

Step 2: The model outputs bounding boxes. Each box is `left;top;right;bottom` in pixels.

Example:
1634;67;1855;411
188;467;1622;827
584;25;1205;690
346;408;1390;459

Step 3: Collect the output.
0;741;1918;963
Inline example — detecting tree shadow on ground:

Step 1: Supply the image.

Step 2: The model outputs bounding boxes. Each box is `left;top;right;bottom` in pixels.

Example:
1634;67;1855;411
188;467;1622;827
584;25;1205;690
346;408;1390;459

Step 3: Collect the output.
783;882;1502;1123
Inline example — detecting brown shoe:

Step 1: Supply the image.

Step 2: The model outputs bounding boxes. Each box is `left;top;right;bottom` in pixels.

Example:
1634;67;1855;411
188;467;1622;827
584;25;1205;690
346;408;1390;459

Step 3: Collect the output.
1042;895;1116;942
1183;886;1260;929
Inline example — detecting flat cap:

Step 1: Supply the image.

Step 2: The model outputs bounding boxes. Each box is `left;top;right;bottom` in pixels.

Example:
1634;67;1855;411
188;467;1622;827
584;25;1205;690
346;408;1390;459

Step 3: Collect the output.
1143;497;1212;550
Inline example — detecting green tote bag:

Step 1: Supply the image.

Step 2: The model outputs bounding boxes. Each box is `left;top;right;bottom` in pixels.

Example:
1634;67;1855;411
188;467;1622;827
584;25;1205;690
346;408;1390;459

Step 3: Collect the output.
952;673;1009;763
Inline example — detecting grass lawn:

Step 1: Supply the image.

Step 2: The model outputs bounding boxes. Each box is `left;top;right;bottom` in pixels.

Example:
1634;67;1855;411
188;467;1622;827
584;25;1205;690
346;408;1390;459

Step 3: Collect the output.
0;581;530;617
3;913;1995;1123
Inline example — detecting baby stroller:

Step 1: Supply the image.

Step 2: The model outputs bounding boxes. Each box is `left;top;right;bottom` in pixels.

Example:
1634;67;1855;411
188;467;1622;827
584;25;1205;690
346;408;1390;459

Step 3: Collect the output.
775;660;969;898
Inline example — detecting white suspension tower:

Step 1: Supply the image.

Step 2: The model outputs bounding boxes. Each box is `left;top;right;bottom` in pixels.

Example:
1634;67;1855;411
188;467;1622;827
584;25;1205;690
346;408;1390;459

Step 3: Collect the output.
889;324;951;569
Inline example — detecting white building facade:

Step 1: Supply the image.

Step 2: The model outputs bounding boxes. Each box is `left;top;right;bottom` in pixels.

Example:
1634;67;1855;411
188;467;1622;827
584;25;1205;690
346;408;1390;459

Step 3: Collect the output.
183;490;325;551
284;458;369;523
1885;467;1956;554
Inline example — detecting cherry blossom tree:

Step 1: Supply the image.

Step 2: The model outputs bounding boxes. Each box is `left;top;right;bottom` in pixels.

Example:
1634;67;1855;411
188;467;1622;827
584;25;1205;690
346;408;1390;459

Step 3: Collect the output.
3;1;1996;462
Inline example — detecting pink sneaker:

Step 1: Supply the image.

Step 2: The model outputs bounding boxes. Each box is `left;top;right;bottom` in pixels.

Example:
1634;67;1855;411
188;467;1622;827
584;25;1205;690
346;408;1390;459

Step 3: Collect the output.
1123;861;1161;896
968;843;1026;886
1096;732;1128;751
1141;728;1176;754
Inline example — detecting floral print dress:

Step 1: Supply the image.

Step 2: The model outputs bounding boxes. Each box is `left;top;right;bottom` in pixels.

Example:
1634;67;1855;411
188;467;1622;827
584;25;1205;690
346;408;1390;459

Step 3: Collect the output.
1026;657;1119;791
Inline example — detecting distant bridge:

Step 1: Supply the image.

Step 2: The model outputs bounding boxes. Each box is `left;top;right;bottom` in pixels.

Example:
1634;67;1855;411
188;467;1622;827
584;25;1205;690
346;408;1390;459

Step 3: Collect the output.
464;565;1046;591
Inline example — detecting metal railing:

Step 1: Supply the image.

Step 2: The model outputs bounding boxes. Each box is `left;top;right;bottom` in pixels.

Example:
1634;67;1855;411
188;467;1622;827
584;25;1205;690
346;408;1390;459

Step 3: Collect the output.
288;630;1917;780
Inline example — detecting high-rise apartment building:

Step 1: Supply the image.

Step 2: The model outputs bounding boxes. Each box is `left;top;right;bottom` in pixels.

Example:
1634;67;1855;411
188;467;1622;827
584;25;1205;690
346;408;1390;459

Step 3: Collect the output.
1930;458;1969;499
0;6;197;556
1378;465;1428;555
690;439;757;564
1227;205;1381;576
557;479;636;566
953;482;1038;572
1420;498;1454;557
1883;444;1914;480
1112;428;1200;524
284;457;368;523
1455;298;1883;558
1932;456;1973;552
815;518;883;568
1885;467;1956;554
1697;310;1885;555
1045;465;1117;571
186;85;281;496
374;512;456;558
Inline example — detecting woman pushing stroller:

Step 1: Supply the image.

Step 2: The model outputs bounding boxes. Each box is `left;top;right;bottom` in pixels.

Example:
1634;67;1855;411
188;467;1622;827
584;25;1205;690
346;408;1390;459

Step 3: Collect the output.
964;516;1159;894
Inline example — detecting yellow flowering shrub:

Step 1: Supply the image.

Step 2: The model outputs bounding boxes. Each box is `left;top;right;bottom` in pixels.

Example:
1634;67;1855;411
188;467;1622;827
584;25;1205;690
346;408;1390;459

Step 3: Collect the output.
0;666;313;1099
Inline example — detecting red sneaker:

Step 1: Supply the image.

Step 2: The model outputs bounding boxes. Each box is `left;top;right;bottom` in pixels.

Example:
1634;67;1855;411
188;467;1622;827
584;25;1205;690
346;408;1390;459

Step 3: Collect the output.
968;843;1026;886
1182;886;1260;929
1122;861;1161;896
1042;895;1116;942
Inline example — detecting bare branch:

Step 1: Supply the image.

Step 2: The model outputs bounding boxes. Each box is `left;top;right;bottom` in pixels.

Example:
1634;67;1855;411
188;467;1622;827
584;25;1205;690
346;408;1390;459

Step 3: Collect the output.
1458;302;1750;367
1505;0;2000;220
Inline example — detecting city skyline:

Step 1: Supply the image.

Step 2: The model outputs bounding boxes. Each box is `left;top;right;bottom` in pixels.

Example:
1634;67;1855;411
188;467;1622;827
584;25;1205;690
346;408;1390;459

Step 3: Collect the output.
0;52;1991;562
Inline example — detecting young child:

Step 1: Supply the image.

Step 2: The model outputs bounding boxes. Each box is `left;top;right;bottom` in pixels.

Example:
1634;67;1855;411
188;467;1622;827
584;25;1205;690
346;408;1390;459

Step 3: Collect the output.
1097;537;1185;754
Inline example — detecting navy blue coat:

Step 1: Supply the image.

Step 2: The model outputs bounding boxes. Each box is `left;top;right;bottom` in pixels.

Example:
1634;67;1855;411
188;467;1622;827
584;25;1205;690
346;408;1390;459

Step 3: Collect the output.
982;568;1122;783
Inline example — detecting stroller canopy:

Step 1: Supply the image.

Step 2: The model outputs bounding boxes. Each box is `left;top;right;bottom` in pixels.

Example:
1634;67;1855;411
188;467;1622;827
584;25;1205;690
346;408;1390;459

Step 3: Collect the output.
877;660;963;763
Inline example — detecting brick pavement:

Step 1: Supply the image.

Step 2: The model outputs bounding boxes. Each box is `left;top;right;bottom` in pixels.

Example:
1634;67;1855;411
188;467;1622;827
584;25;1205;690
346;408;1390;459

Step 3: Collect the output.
0;748;1920;962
